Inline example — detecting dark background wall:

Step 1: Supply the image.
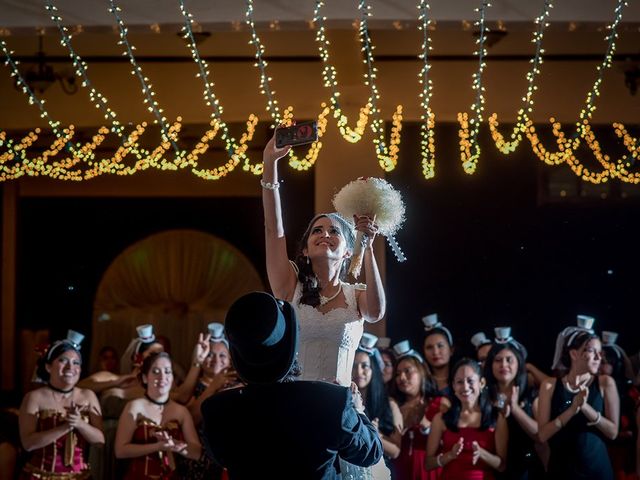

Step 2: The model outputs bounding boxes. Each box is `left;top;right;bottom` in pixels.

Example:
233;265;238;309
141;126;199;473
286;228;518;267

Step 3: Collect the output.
386;122;640;371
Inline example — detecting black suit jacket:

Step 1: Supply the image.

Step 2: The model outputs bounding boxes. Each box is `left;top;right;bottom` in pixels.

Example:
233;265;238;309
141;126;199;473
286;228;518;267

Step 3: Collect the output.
201;380;383;479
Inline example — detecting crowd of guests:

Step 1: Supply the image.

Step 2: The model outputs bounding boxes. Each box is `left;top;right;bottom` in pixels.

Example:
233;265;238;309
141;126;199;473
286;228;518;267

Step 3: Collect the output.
0;309;636;480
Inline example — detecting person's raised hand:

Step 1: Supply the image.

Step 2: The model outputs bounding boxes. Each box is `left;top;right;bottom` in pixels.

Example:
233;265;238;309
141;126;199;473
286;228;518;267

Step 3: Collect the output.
193;333;211;365
353;214;379;247
263;128;292;165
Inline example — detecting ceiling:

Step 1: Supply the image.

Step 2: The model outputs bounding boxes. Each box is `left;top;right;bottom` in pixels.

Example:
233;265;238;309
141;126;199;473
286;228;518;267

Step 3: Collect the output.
1;0;640;33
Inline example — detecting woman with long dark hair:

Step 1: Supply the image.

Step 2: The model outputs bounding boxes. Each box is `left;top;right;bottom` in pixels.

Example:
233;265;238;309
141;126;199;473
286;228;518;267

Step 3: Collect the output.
352;334;402;465
483;327;543;479
391;341;446;480
19;330;104;479
538;328;619;479
421;314;455;394
115;352;201;479
426;358;507;479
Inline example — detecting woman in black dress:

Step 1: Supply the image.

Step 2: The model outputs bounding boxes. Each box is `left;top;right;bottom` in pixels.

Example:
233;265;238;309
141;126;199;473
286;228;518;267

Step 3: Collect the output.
483;327;544;479
538;329;619;479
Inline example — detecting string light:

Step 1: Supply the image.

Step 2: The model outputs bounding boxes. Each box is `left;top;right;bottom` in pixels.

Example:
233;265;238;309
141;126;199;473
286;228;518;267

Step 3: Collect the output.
313;0;371;143
45;0;122;136
245;0;281;126
488;0;553;154
108;0;182;157
0;1;637;185
245;0;329;173
522;0;630;183
1;39;63;139
459;0;491;174
357;0;403;171
417;0;436;179
178;0;258;180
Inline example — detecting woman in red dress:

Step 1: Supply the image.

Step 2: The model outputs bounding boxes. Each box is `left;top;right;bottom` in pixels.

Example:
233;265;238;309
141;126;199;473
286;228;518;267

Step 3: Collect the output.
392;342;449;480
19;330;104;479
426;358;507;479
115;352;201;479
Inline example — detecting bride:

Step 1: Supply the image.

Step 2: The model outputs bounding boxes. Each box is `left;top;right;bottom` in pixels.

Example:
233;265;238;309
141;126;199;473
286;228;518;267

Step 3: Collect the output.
262;130;389;479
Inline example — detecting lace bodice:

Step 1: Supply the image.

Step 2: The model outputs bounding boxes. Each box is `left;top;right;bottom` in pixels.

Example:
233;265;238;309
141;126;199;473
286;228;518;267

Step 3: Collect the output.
292;281;365;386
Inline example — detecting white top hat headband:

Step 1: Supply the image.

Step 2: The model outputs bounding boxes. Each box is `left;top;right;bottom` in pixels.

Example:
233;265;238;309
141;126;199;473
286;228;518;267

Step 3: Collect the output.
392;340;425;363
46;329;84;361
494;326;528;359
358;333;385;371
422;313;453;346
551;315;596;370
208;322;229;348
602;330;625;359
470;332;491;349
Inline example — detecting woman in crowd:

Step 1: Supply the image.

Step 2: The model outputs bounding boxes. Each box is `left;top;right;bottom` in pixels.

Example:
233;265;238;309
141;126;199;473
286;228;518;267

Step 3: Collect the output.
538;329;619;479
184;323;238;480
19;330;104;479
392;341;446;480
600;331;637;479
352;333;403;468
483;327;544;479
421;314;455;394
79;325;164;399
471;332;493;368
426;358;507;479
115;351;201;479
261;130;387;478
187;323;237;425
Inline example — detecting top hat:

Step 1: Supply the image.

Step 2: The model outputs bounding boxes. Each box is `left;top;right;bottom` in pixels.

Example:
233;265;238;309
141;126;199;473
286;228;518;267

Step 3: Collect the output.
66;329;85;348
392;340;424;363
377;337;391;349
225;292;298;384
359;333;379;352
136;324;156;343
471;332;491;349
576;315;595;331
494;327;512;343
601;331;618;346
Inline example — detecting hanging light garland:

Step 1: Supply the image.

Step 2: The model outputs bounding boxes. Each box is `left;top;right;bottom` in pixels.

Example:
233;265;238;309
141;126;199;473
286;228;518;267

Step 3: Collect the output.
245;0;329;174
0;1;637;184
108;0;182;159
488;0;553;154
458;0;491;174
522;0;629;184
313;0;371;143
357;0;403;171
177;0;258;180
417;0;436;179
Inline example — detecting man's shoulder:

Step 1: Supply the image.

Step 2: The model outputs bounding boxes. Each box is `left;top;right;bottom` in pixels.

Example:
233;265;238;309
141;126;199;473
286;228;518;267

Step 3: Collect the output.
204;381;347;403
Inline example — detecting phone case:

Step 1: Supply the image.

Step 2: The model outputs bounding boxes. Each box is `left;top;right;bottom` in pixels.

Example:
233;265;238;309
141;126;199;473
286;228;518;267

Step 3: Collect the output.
275;121;318;148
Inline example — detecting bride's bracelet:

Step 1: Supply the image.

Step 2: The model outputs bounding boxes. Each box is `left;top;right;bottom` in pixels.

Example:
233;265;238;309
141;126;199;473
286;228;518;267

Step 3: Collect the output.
260;179;281;190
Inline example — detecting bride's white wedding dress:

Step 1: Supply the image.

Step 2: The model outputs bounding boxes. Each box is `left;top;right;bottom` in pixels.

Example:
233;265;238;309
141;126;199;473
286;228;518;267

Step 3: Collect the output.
292;281;390;480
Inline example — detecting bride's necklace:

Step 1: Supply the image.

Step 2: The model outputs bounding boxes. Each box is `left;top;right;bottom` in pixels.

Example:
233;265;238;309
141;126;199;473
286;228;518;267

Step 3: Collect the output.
319;282;342;306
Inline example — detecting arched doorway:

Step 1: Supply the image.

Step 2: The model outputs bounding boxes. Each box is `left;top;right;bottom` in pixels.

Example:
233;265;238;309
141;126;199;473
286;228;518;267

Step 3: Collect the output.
90;229;264;371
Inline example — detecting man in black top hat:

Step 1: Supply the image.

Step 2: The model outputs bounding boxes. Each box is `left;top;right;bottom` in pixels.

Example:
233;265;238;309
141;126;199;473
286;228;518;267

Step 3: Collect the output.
200;291;382;479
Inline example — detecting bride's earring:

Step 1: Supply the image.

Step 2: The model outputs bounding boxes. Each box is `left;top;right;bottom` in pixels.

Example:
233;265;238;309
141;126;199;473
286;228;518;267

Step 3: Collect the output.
306;256;310;265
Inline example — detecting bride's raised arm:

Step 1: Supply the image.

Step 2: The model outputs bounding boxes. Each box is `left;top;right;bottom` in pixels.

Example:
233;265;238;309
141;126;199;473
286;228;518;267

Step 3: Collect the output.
262;132;297;301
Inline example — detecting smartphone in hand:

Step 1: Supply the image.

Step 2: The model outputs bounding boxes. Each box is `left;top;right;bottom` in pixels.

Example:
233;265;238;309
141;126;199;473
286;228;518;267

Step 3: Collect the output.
275;121;318;148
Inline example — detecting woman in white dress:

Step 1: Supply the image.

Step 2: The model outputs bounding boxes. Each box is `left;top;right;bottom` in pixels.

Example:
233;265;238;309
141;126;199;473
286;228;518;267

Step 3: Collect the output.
262;131;388;478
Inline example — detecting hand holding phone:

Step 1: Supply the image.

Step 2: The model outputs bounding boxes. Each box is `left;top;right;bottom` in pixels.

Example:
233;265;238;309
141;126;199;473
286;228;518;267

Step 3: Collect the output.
275;121;318;148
